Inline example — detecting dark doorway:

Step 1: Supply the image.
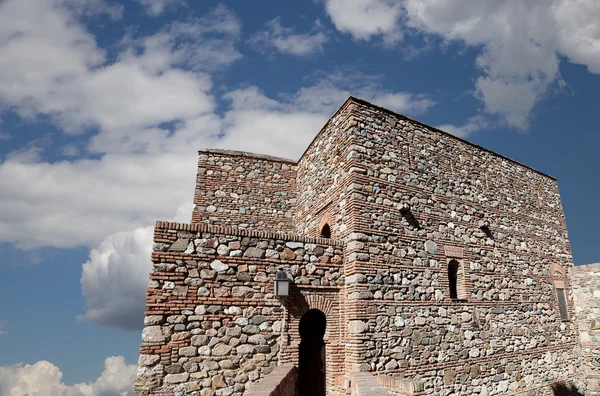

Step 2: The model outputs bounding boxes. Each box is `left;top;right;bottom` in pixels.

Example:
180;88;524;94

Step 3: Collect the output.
298;309;326;396
320;223;331;238
448;260;459;299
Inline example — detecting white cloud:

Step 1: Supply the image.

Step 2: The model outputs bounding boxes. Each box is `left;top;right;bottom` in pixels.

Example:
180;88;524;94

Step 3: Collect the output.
120;6;242;74
135;0;184;16
0;0;241;252
293;71;435;116
0;0;435;332
402;0;562;129
61;144;80;157
0;356;136;396
0;69;432;252
78;204;191;330
0;1;240;133
64;0;124;20
323;0;404;44
322;0;600;129
436;115;490;138
78;226;154;330
217;72;435;159
249;17;329;56
0;151;200;249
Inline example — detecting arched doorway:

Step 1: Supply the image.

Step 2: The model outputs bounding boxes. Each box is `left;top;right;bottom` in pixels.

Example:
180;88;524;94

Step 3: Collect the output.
298;309;326;396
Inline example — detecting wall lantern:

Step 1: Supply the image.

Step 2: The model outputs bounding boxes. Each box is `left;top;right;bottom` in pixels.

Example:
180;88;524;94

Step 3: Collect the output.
274;267;292;297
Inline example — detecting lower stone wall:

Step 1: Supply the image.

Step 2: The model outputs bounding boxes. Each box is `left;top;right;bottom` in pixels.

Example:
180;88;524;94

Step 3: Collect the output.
572;263;600;394
342;232;589;395
134;222;345;396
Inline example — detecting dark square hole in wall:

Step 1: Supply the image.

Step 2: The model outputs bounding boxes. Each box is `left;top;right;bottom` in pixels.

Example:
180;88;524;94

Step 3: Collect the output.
480;225;494;239
400;207;421;229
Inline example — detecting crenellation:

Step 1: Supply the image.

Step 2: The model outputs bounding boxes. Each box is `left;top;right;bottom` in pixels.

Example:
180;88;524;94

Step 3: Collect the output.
135;97;599;396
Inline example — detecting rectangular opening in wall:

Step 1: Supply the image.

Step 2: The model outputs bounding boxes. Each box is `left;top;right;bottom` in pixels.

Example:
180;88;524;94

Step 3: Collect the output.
556;288;569;321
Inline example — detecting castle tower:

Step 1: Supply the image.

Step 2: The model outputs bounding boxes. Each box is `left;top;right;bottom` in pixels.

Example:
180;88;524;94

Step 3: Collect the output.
135;98;595;395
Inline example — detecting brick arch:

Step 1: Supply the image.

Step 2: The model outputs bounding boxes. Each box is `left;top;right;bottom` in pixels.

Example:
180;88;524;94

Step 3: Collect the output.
288;292;335;318
549;263;566;278
549;263;566;288
318;213;333;238
280;290;341;374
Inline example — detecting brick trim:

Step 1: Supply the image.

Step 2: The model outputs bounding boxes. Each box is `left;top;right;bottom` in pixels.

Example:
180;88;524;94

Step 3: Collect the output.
197;148;296;164
572;262;600;272
154;221;344;246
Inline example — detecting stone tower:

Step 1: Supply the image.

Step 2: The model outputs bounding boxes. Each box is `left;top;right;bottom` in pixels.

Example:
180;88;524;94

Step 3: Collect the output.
135;97;598;395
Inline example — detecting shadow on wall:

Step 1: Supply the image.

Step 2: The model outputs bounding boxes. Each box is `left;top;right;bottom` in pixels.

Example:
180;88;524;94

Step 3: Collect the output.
552;383;584;396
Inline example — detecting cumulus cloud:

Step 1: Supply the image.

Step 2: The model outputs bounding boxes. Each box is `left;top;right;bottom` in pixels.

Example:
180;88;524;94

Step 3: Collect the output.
0;1;240;133
0;356;136;396
135;0;184;16
322;0;600;129
0;69;432;252
0;1;240;249
323;0;404;44
249;17;329;56
78;226;155;330
78;204;192;330
293;71;435;116
216;70;435;159
0;152;200;249
0;0;435;331
120;5;242;74
436;115;490;139
63;0;124;20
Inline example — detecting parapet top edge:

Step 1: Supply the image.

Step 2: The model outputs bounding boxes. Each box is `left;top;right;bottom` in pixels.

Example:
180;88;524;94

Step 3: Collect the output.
198;98;557;181
572;262;600;272
346;96;558;181
198;149;297;165
154;221;345;246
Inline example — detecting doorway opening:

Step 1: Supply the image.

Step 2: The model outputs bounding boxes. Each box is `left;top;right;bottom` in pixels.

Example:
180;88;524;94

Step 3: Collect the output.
298;309;326;396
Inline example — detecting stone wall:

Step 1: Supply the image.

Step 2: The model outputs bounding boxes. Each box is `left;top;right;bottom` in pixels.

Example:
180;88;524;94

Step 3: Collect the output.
338;99;586;394
135;221;344;396
295;102;356;240
192;150;297;233
572;263;600;392
136;97;596;396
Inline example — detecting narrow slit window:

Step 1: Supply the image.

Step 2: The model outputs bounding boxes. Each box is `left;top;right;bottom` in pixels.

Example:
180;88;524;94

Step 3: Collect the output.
448;260;459;299
556;288;569;321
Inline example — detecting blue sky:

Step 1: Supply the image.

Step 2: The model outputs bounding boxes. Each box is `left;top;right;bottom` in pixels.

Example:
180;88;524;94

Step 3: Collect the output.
1;0;600;394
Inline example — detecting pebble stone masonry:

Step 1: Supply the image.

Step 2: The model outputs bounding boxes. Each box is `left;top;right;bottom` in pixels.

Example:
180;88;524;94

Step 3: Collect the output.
135;97;600;396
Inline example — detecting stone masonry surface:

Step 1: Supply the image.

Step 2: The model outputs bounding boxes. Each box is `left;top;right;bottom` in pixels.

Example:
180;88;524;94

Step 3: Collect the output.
136;97;599;396
572;263;600;392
